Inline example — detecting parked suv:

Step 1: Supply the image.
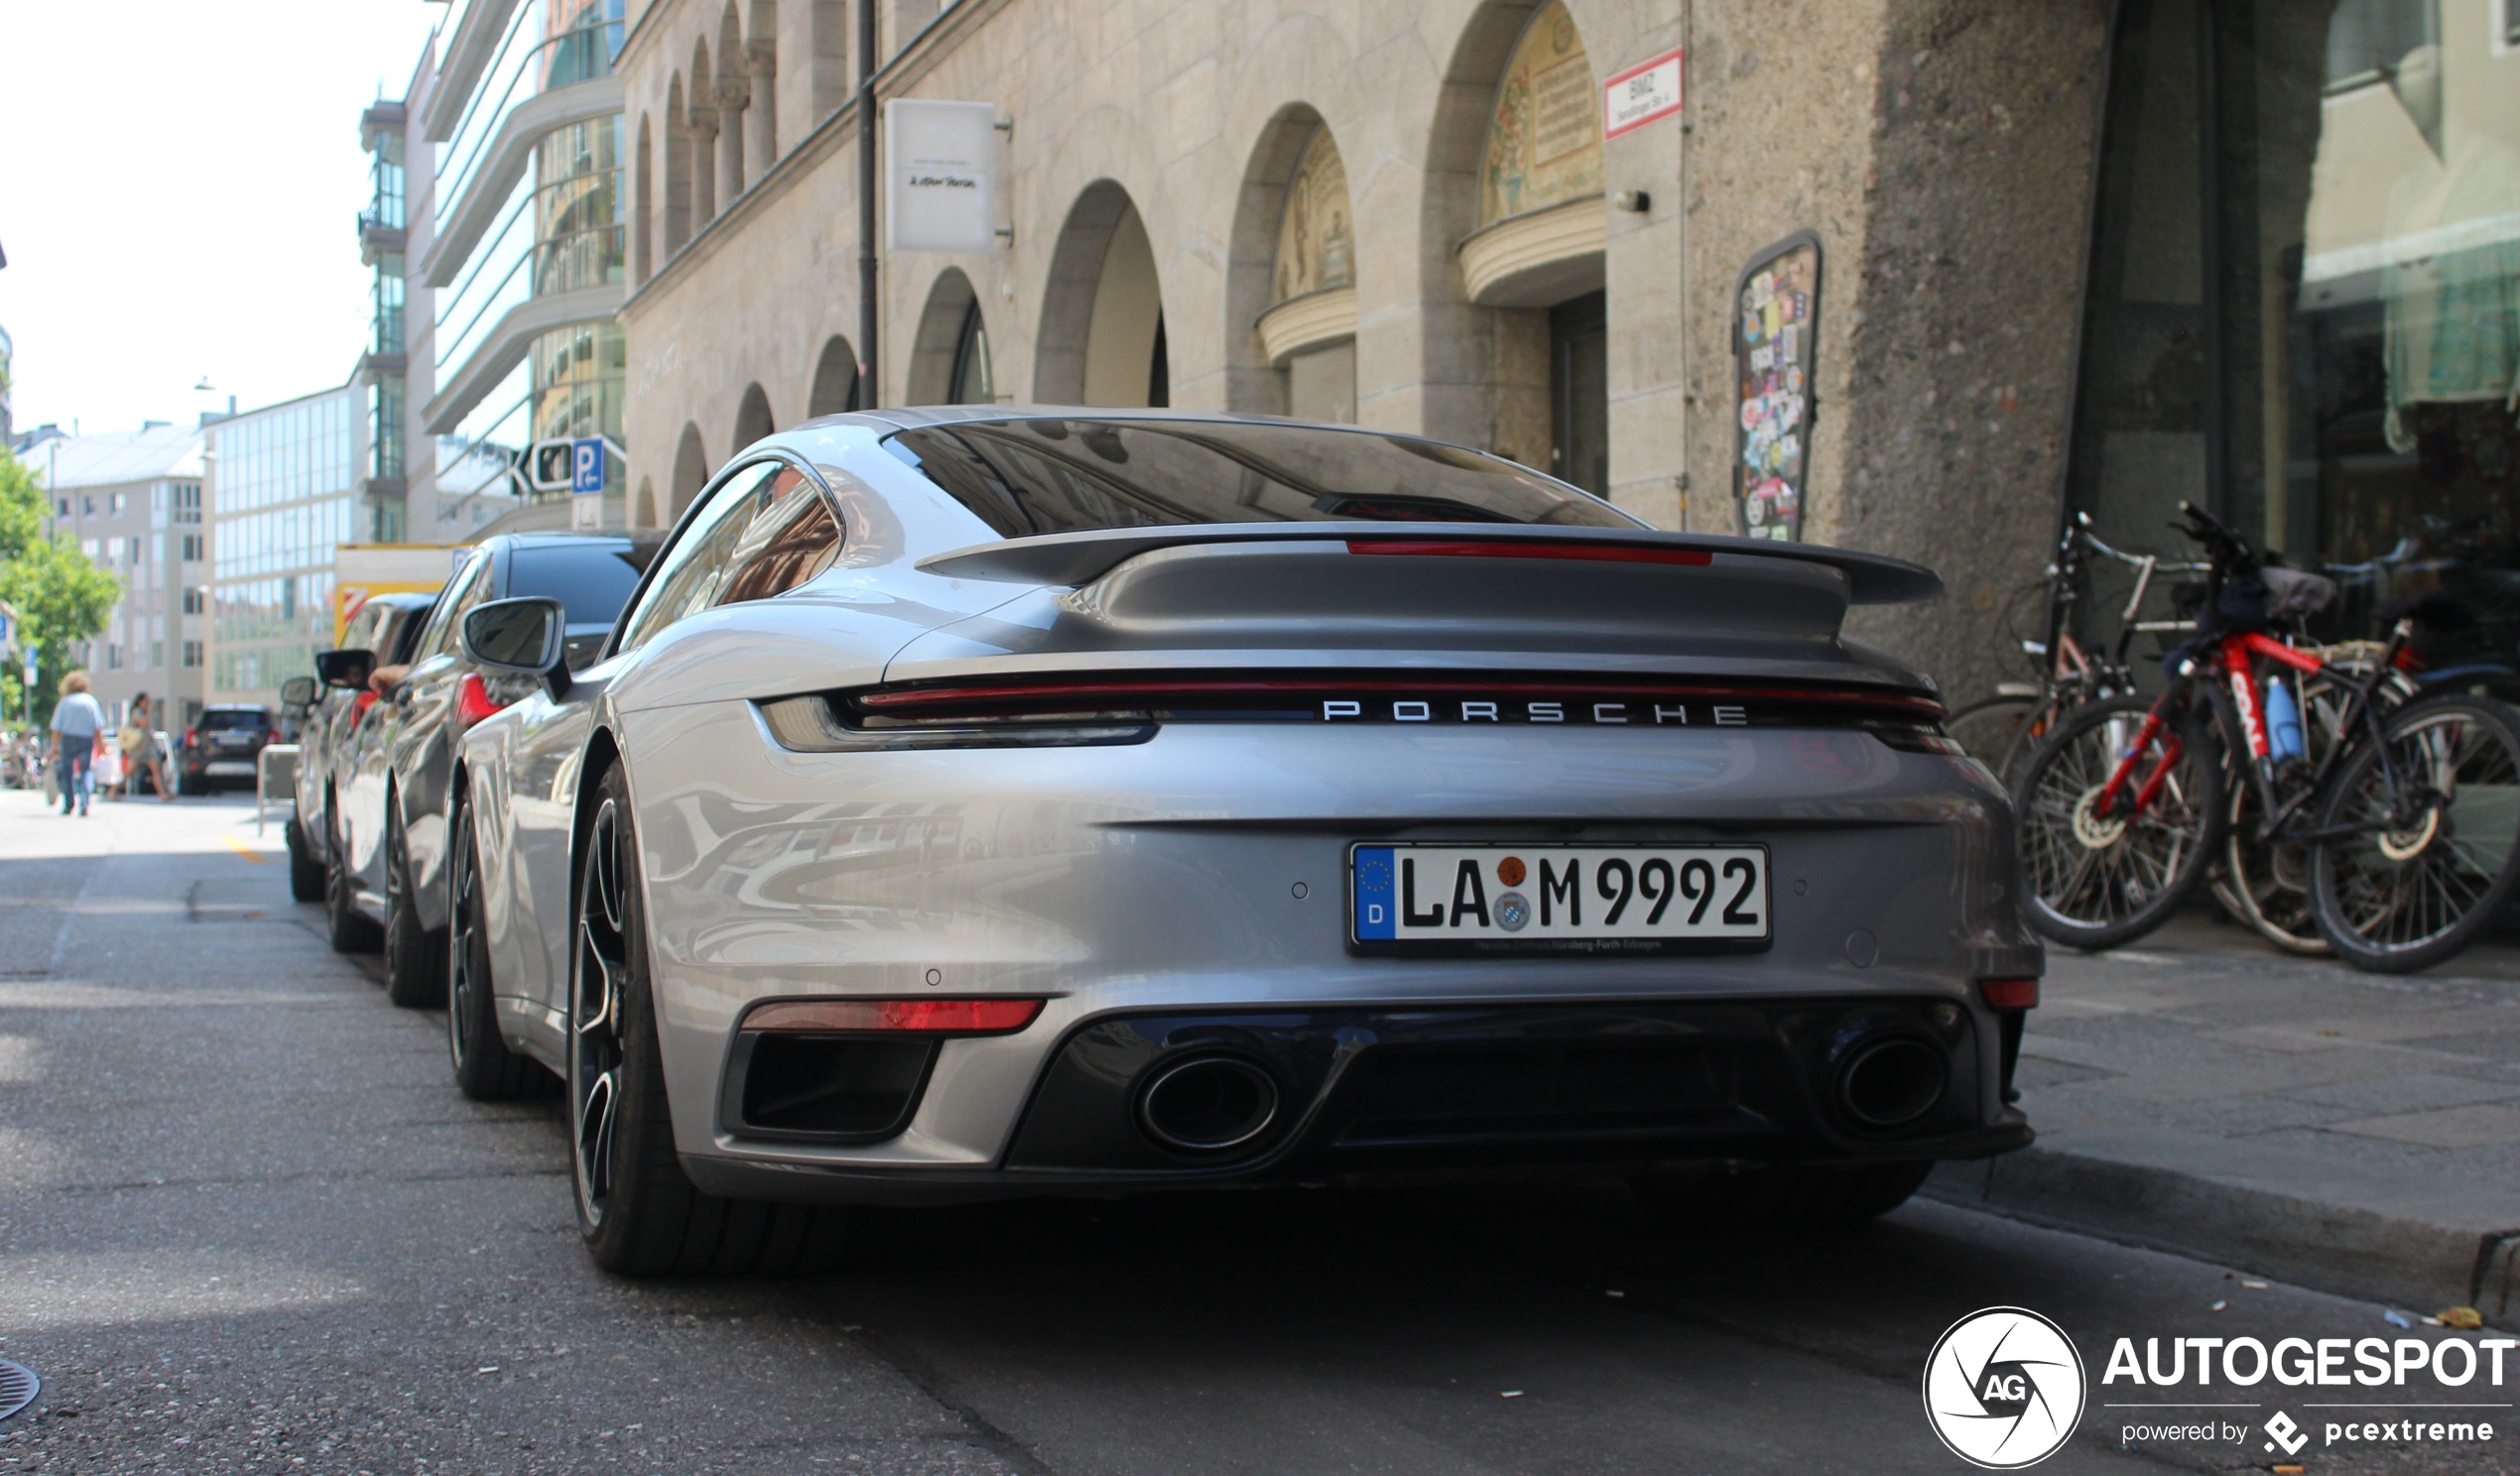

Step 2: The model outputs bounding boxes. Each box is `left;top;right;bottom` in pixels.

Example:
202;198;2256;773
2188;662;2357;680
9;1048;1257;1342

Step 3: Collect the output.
184;706;277;794
284;590;441;904
326;533;659;1006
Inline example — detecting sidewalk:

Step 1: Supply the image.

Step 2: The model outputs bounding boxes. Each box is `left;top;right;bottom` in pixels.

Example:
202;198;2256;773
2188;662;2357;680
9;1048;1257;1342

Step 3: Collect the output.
1927;910;2520;1316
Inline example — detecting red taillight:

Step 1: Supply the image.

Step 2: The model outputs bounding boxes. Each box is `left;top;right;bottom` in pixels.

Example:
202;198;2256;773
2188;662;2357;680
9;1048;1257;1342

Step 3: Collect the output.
1346;540;1713;566
739;998;1045;1035
1979;978;2040;1010
454;673;505;730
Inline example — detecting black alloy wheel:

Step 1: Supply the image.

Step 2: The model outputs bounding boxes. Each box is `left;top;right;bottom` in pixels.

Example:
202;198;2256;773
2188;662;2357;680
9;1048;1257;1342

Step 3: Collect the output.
446;791;541;1100
324;800;383;955
383;801;446;1008
568;763;853;1277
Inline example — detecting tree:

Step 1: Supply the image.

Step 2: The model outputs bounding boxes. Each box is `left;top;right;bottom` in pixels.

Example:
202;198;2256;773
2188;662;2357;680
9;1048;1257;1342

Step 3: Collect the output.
0;445;121;729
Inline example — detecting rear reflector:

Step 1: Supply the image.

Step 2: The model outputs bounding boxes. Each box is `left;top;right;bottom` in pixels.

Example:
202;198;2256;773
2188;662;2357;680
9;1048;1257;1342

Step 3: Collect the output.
740;998;1045;1035
1978;978;2040;1011
1346;540;1712;566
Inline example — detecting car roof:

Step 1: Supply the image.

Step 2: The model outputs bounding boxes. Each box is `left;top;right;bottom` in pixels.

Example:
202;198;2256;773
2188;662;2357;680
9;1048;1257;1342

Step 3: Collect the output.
203;703;271;711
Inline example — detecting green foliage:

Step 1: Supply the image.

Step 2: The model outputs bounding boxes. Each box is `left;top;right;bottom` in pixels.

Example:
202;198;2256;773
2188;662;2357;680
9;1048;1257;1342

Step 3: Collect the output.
0;446;121;728
0;442;42;561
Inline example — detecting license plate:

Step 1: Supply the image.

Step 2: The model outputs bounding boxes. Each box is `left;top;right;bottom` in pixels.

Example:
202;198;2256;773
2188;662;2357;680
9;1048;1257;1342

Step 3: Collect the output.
205;762;255;776
1349;843;1771;956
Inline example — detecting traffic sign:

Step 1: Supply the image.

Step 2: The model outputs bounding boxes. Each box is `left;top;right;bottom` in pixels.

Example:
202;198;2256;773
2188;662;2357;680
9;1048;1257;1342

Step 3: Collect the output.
570;437;604;494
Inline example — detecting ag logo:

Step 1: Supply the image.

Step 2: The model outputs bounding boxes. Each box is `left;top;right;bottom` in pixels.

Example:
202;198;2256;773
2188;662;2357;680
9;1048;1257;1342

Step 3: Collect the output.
1923;1306;2086;1468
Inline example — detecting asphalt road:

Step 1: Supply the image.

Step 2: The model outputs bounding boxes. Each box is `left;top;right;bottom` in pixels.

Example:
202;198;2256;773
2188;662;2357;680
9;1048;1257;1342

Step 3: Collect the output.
0;791;2510;1475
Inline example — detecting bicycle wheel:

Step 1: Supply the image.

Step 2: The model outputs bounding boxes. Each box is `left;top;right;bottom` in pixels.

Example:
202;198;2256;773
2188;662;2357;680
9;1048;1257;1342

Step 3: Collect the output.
2014;693;2226;949
2310;694;2520;973
1947;695;2040;785
2216;670;2367;956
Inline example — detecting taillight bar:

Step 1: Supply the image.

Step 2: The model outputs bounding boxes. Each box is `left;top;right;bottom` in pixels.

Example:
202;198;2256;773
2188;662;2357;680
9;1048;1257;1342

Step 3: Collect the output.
856;676;1945;719
739;998;1045;1035
1345;540;1713;566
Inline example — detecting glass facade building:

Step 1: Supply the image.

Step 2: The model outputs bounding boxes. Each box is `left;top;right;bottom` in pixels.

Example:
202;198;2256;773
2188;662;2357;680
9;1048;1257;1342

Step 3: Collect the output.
206;389;359;701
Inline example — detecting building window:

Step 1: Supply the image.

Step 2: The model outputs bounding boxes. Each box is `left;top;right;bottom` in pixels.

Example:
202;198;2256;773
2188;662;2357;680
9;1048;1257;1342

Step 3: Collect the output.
183;586;204;615
175;482;201;525
182;641;203;669
2067;0;2520;666
371;375;406;479
151;641;164;670
371;254;407;358
181;534;203;563
104;644;123;671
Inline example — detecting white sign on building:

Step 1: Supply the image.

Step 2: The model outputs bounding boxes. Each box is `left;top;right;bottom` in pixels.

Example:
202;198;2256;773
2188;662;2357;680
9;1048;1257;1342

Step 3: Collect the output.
886;100;999;254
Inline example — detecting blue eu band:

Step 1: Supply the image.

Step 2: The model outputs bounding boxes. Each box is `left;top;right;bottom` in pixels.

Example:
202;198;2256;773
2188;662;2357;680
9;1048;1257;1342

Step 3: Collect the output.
1352;847;1397;939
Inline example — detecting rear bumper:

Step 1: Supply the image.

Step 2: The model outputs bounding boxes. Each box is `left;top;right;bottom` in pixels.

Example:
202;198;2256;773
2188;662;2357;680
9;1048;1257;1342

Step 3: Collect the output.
681;995;2033;1206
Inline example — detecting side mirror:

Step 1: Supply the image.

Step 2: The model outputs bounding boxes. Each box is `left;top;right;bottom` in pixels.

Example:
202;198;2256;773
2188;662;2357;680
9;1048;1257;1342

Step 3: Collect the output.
279;676;318;711
461;597;571;698
315;649;375;689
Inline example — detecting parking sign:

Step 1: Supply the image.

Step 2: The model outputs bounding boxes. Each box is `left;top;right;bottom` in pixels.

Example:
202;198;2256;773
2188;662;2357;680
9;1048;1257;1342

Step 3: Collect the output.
570;437;604;494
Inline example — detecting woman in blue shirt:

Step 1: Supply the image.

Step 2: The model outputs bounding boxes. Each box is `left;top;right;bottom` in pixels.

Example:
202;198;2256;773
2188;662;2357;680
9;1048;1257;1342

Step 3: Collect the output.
48;671;106;817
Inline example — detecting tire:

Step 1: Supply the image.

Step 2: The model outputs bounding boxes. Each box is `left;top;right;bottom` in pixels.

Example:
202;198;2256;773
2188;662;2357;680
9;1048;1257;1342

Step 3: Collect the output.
2312;694;2520;973
447;791;542;1100
383;800;446;1008
1633;1161;1933;1229
325;802;384;954
285;816;326;904
1946;695;2042;788
570;763;853;1276
2216;783;2329;955
2013;693;2226;950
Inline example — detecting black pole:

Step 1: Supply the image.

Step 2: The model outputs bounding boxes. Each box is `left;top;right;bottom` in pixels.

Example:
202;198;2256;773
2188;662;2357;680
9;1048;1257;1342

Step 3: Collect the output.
856;0;878;408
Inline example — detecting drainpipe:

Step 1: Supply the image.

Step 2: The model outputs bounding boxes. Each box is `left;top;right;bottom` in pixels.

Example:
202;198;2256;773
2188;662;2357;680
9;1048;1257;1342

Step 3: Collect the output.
857;0;879;409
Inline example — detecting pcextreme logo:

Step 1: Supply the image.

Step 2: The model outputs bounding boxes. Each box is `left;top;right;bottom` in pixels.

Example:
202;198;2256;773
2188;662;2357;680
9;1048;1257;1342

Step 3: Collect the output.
1923;1307;2088;1468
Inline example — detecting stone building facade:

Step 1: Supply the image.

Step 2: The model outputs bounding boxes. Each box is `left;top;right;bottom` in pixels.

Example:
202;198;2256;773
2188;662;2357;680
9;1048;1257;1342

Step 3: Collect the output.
604;0;2520;699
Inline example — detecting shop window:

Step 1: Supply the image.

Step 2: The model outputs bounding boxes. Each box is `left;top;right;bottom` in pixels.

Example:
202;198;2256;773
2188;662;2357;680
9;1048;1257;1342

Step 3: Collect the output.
2066;0;2520;666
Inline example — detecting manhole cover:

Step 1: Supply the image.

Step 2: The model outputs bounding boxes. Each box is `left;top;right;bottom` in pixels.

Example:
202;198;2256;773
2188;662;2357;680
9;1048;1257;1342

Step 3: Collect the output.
0;1359;38;1420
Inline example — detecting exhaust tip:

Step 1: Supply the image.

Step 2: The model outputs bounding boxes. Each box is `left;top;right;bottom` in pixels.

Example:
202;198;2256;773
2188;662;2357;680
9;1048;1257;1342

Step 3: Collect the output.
1835;1038;1948;1129
1136;1054;1281;1152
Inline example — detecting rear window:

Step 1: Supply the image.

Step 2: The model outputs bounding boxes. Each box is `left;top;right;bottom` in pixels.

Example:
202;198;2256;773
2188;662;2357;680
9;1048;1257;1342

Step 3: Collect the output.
883;418;1638;538
507;544;655;628
201;711;269;731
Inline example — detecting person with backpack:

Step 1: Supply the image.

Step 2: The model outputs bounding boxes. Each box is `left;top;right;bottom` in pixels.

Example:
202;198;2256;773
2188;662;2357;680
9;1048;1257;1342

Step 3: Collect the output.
48;671;106;817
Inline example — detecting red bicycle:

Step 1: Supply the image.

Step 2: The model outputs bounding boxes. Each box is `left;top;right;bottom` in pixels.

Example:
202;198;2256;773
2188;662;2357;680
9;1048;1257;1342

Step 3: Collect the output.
2013;504;2520;972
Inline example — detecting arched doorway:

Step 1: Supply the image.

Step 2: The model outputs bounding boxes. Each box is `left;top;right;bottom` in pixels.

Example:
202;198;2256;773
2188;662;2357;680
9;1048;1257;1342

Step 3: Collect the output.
1439;0;1607;489
1258;121;1357;422
807;335;858;417
732;382;774;450
670;422;709;517
1037;182;1168;407
907;270;995;406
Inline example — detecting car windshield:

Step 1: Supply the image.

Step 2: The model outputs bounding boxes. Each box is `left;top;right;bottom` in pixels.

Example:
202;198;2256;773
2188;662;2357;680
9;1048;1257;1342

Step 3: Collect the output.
200;711;267;731
882;418;1638;539
507;545;654;629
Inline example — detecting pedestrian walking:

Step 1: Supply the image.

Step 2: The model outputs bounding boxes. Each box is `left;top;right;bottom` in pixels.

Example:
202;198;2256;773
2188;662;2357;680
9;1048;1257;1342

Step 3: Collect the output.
121;693;175;802
49;671;106;817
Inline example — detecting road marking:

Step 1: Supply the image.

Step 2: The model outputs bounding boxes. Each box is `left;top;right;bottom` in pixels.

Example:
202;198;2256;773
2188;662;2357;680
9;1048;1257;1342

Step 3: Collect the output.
221;836;268;864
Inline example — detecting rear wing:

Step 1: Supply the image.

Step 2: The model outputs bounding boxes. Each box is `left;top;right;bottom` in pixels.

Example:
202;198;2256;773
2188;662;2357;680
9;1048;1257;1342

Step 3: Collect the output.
916;523;1944;605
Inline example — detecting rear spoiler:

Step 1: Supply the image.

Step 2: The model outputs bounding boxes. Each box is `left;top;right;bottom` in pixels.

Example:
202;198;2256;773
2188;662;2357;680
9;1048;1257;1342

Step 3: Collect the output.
916;523;1944;605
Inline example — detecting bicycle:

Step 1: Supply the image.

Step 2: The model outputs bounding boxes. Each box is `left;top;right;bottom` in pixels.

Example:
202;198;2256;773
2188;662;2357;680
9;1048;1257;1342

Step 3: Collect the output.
2012;503;2520;973
1945;511;2203;787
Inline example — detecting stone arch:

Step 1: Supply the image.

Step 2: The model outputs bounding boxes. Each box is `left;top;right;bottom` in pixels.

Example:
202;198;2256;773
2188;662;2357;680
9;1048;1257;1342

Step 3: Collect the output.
663;73;692;255
1421;0;1607;481
689;38;719;224
807;335;859;417
731;382;775;451
633;111;653;283
1035;181;1167;407
1228;105;1357;421
744;0;779;176
670;422;710;517
907;270;994;406
635;477;659;529
715;3;748;201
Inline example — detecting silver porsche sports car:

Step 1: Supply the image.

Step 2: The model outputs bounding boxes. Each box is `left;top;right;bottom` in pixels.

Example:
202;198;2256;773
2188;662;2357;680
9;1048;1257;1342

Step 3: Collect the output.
449;408;2042;1276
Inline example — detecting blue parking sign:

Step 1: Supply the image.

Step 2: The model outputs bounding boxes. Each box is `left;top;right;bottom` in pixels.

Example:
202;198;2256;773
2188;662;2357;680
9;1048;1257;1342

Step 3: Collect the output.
570;437;604;494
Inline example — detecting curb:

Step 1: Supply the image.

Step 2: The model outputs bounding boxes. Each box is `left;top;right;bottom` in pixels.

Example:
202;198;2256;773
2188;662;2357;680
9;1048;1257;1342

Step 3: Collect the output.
1923;1149;2520;1319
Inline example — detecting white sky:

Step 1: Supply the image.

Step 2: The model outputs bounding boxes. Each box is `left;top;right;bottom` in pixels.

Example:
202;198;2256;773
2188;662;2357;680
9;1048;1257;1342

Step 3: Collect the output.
0;3;447;438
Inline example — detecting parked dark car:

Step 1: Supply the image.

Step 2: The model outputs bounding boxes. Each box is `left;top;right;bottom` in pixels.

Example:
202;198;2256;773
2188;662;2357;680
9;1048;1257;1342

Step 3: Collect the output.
183;706;277;794
284;590;441;905
326;533;659;1007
